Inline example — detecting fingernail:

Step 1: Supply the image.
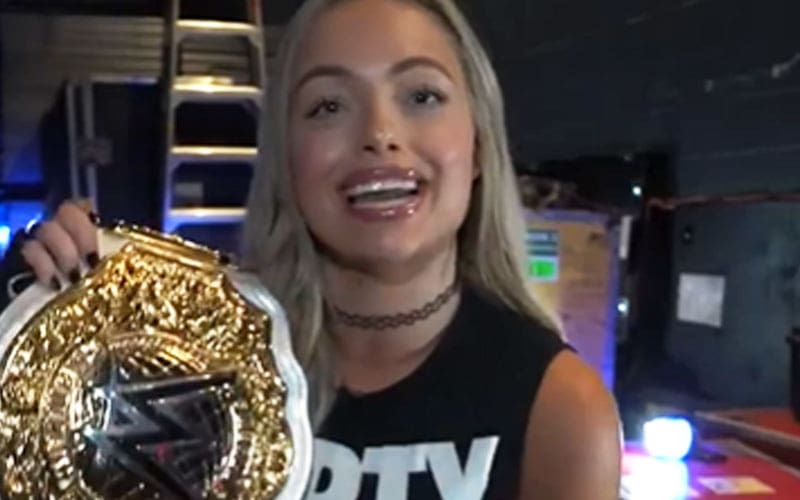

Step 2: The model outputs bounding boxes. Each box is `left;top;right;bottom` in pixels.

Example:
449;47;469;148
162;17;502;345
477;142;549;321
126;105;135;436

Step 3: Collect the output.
86;252;100;268
68;268;81;284
219;253;232;266
51;277;62;292
88;212;101;226
24;223;41;240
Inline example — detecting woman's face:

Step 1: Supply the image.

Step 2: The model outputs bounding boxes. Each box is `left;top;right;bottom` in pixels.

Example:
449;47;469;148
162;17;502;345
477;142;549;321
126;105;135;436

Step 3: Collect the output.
289;0;476;273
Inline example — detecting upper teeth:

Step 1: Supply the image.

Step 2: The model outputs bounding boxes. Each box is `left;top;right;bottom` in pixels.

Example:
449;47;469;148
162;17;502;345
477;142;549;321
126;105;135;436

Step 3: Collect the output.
346;179;418;197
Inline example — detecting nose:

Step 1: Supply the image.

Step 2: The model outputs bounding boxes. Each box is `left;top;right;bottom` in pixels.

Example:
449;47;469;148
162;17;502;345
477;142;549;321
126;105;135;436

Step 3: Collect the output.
363;130;400;154
361;98;402;155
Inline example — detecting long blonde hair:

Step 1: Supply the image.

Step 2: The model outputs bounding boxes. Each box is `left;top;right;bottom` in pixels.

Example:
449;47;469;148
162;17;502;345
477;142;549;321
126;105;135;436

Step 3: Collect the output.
242;0;558;427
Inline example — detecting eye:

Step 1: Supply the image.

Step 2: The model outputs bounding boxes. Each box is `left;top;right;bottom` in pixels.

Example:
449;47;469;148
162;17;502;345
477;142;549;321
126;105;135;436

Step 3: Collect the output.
306;98;343;119
408;87;447;108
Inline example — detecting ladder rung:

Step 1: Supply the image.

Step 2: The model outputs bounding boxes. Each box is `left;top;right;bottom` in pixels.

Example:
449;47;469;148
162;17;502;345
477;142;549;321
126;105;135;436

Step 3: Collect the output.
176;20;261;39
166;207;246;229
172;81;263;105
169;146;258;165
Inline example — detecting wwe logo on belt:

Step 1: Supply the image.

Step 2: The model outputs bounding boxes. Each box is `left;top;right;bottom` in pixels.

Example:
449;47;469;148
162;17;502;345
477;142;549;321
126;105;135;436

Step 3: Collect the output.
82;359;236;500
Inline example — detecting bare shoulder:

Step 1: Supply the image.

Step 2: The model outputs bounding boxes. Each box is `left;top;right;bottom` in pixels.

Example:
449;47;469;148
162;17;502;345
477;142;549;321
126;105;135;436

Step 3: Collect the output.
518;350;622;500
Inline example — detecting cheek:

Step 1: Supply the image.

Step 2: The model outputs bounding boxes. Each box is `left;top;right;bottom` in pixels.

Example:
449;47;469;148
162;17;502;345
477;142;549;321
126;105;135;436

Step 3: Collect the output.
288;126;348;206
427;117;477;224
419;117;476;189
290;129;329;180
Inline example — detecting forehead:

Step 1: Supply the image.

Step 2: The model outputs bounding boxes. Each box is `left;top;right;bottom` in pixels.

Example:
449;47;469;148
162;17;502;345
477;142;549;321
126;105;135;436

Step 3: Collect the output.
293;0;462;78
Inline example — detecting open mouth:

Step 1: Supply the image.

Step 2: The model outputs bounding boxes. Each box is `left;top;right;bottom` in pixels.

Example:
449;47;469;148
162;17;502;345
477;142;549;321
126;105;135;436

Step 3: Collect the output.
338;167;428;220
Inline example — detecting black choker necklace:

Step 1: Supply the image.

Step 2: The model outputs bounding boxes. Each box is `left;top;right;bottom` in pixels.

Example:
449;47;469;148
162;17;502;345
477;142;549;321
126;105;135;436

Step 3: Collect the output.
331;281;460;331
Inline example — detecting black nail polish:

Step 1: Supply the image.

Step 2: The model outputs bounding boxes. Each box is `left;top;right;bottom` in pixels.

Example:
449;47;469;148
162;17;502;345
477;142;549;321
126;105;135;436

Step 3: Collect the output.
24;223;41;240
88;212;101;226
86;252;100;268
69;268;81;284
219;253;232;266
51;277;62;292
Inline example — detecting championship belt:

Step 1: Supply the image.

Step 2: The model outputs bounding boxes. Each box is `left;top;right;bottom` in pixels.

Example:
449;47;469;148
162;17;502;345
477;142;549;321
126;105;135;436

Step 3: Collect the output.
0;225;312;499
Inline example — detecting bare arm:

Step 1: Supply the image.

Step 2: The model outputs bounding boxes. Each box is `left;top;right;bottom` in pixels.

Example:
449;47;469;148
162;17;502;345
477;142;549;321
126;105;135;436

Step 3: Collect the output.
518;351;622;500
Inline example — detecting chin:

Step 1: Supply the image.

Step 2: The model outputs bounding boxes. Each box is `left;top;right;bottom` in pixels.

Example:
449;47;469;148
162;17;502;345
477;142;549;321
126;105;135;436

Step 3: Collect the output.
325;227;457;279
343;236;424;268
310;206;463;274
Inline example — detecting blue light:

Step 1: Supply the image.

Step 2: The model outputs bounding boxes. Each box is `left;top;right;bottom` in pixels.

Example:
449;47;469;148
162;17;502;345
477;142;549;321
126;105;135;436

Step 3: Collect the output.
617;297;630;316
643;417;694;460
622;455;691;500
0;225;10;255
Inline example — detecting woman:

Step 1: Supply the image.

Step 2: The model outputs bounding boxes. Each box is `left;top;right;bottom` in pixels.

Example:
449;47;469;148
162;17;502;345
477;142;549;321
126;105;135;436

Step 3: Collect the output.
17;0;621;498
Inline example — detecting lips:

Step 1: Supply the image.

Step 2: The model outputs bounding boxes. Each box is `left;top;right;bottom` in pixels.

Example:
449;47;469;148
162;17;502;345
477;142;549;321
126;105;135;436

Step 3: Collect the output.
338;166;427;222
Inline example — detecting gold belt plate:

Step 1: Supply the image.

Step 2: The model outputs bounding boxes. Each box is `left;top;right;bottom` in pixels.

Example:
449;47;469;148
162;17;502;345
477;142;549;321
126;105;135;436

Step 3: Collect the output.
0;225;311;499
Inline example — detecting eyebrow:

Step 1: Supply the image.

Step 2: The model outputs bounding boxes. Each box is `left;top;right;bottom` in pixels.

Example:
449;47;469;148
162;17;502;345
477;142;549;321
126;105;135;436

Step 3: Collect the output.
293;56;454;93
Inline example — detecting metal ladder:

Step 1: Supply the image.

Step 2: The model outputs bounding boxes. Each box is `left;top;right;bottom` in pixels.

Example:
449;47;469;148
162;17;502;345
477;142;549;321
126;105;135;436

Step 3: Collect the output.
162;0;265;234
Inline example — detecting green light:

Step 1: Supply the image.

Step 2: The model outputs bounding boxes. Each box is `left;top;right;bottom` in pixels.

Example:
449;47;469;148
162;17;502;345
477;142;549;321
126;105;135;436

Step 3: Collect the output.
529;258;558;281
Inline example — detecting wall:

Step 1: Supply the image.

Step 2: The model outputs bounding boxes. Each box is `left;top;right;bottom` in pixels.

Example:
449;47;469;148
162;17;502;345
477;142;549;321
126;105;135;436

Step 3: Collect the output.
0;14;163;181
457;0;800;407
0;10;280;182
669;203;800;406
485;0;800;407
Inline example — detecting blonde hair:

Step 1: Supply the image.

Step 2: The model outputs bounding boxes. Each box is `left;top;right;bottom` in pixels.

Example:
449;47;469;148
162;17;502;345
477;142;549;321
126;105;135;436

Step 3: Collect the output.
242;0;559;427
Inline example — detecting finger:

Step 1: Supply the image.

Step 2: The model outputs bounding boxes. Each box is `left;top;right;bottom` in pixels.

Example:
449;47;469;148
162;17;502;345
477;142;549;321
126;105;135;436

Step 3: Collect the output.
55;201;99;266
20;240;62;291
32;221;82;283
72;198;94;213
71;198;101;224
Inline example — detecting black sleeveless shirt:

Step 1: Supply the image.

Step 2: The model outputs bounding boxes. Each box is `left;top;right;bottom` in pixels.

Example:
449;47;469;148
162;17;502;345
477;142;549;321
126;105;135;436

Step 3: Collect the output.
309;287;567;500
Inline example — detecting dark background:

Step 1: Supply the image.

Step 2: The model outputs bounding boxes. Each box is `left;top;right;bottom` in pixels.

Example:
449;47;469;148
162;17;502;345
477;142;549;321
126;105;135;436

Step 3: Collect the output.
1;0;799;413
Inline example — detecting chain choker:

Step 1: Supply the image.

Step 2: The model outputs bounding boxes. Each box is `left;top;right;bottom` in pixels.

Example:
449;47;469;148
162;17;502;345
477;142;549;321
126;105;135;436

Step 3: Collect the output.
331;281;460;330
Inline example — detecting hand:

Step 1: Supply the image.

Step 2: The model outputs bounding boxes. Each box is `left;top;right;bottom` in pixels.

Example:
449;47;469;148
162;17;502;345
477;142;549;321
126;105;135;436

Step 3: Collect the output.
20;201;100;291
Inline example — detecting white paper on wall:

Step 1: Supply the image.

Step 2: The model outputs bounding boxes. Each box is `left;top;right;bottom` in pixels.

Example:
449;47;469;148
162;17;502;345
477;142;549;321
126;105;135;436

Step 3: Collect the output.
677;273;726;328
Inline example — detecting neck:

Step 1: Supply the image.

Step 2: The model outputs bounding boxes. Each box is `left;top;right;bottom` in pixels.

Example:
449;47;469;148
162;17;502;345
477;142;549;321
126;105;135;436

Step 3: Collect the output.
323;244;460;363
